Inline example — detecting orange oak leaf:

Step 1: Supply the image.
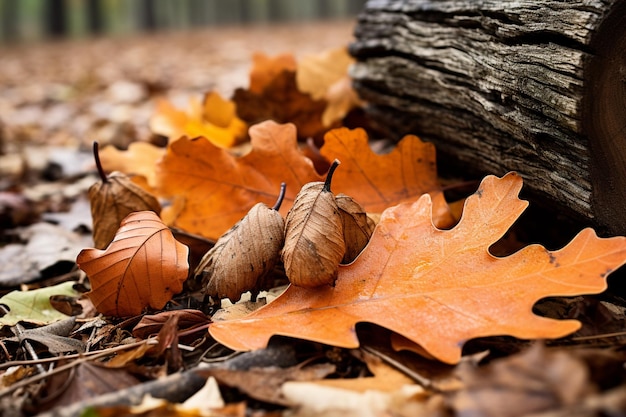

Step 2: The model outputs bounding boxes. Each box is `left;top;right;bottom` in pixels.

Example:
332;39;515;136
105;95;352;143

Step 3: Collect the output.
209;173;626;364
150;92;247;148
157;121;322;240
76;211;189;317
320;127;454;228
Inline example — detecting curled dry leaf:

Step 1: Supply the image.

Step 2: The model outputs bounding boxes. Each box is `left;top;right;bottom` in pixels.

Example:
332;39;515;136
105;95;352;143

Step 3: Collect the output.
77;211;189;317
195;184;287;303
336;194;376;264
282;161;345;287
90;142;161;249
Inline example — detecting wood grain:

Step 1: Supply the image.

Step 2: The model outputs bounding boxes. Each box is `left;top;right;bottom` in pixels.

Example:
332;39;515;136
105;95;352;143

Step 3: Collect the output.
350;0;626;234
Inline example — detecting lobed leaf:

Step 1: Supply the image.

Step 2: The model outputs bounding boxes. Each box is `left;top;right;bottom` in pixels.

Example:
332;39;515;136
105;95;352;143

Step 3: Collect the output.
209;173;626;364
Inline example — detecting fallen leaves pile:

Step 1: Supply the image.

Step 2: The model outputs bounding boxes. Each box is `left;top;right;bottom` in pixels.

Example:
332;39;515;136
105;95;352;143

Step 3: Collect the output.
2;21;626;417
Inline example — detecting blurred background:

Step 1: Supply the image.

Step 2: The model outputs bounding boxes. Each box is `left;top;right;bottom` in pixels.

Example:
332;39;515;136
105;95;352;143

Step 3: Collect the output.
0;0;367;43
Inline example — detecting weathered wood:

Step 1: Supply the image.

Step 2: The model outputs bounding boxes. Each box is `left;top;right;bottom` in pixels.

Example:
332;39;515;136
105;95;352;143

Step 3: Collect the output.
350;0;626;234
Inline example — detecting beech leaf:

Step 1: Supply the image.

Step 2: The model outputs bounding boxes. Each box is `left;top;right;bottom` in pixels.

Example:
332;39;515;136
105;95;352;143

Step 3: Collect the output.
76;211;189;317
209;173;626;364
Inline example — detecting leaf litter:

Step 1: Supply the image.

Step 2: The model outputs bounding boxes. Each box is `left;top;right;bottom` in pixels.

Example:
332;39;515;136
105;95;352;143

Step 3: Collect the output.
2;21;626;417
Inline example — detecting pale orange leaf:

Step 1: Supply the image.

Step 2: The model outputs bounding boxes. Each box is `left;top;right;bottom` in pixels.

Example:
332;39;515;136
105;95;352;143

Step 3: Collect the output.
296;47;362;126
98;142;165;189
150;93;247;148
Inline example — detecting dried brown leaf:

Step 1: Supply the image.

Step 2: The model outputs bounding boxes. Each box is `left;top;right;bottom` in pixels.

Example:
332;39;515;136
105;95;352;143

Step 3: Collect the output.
336;193;375;264
282;173;345;288
89;171;161;249
195;202;285;303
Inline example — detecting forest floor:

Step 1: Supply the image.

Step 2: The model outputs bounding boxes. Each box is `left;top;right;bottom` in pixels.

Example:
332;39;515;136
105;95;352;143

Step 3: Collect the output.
2;19;626;417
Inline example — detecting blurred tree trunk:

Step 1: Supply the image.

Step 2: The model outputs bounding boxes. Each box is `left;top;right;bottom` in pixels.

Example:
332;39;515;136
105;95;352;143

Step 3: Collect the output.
45;0;67;38
137;0;157;31
85;0;103;34
1;0;20;41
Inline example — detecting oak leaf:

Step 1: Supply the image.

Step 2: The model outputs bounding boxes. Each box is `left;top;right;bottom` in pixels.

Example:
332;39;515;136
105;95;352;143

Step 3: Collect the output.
157;121;322;240
296;47;362;126
209;173;626;364
249;52;297;94
233;70;328;141
320;127;454;228
150;92;247;148
98;142;165;189
77;211;189;317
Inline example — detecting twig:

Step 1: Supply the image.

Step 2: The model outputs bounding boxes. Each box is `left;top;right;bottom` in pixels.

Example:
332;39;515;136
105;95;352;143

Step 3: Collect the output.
571;331;626;341
361;345;436;391
0;338;151;370
0;339;151;398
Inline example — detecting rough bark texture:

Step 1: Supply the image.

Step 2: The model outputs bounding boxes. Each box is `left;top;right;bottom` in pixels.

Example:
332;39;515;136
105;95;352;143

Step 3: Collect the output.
350;0;626;234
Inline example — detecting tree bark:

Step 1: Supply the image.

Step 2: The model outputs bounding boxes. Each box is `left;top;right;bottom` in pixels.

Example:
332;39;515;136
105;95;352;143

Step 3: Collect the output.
350;0;626;235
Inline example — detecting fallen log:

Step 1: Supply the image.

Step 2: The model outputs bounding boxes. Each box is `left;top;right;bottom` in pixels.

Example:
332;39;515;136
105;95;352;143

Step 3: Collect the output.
350;0;626;234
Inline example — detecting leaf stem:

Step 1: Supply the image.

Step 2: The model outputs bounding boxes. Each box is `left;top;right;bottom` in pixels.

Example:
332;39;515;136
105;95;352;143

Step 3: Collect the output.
272;182;287;211
93;141;108;183
323;159;340;193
